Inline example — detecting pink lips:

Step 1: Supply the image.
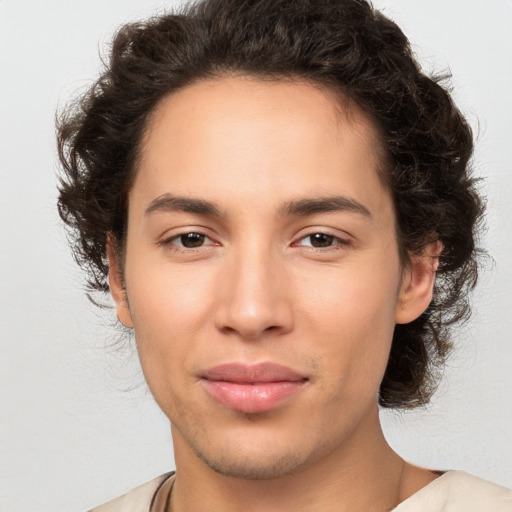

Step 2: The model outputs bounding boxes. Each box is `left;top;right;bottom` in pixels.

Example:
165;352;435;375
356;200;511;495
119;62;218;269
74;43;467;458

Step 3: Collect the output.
200;363;308;413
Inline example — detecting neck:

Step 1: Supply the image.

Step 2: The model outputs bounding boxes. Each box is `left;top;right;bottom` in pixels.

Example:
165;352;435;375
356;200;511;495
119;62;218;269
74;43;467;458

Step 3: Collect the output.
169;409;426;512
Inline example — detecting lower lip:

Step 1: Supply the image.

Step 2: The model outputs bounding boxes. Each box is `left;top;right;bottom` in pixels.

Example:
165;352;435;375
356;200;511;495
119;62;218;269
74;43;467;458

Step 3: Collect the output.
201;379;306;413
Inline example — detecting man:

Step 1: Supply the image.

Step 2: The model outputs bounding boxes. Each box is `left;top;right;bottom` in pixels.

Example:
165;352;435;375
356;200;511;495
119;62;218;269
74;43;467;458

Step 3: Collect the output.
57;0;511;510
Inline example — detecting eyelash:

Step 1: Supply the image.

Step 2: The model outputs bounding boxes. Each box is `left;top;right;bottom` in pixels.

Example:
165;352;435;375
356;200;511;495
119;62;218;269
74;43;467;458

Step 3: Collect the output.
161;232;218;251
160;231;350;253
293;232;351;251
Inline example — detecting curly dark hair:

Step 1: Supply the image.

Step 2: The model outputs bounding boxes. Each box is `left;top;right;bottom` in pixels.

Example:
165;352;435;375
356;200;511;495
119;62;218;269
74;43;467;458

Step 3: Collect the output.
57;0;484;409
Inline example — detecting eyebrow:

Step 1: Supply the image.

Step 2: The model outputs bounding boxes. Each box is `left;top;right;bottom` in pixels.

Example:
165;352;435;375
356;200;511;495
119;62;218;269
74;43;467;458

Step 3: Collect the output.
280;196;372;218
145;193;371;219
145;194;222;217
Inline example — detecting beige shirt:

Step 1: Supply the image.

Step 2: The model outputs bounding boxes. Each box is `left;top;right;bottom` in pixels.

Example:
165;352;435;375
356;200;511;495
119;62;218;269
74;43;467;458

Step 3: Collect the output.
90;471;512;511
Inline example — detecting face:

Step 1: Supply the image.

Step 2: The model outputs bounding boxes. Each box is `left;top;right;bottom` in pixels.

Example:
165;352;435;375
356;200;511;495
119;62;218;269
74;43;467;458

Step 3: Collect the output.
110;77;434;479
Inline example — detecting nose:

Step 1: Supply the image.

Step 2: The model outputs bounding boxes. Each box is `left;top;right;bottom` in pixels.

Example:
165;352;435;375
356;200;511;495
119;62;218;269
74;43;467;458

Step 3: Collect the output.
214;246;294;340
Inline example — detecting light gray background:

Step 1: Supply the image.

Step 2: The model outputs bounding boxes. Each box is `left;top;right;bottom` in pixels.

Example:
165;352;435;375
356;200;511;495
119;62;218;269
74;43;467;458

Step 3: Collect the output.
1;1;511;510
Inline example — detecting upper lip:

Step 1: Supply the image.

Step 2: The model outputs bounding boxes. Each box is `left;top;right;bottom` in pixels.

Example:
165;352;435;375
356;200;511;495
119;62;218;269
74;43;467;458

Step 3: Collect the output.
201;362;307;383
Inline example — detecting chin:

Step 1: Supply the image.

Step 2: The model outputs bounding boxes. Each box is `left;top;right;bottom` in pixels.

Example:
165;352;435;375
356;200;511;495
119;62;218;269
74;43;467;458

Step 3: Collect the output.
185;425;328;480
195;448;312;480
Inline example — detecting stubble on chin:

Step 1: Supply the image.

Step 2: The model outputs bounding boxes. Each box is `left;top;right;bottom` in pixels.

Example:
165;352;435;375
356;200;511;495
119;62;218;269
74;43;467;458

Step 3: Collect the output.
176;415;328;481
194;444;311;480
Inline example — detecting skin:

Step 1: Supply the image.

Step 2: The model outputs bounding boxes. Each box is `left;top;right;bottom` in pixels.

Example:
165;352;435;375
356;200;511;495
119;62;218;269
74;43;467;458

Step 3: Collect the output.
109;77;439;511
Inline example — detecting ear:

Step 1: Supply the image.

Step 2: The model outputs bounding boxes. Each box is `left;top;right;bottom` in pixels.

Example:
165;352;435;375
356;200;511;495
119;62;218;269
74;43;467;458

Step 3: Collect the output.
106;236;134;328
395;241;442;325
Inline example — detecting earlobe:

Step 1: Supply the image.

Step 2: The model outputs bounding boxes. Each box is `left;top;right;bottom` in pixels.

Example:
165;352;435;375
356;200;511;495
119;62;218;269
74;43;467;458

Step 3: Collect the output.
106;236;134;328
395;241;442;325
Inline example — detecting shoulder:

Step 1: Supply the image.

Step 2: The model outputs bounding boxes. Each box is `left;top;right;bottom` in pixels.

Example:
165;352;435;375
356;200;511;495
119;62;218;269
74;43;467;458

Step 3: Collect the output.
88;473;174;512
394;471;512;511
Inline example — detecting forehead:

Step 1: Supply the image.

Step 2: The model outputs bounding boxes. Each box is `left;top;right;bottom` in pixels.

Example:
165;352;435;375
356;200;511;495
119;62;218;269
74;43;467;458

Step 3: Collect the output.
142;75;383;160
133;76;389;217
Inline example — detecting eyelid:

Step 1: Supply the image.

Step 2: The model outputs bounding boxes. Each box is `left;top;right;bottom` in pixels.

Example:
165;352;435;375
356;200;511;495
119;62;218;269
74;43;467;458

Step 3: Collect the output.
295;234;349;246
157;226;352;251
293;227;352;243
159;228;220;249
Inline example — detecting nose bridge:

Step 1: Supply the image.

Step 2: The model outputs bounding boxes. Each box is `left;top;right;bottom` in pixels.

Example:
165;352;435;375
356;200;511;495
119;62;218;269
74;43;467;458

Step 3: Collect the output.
215;238;293;339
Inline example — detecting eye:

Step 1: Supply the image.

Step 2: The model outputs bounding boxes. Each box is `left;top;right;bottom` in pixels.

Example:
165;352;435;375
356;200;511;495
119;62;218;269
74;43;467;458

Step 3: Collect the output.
167;232;213;249
295;232;349;249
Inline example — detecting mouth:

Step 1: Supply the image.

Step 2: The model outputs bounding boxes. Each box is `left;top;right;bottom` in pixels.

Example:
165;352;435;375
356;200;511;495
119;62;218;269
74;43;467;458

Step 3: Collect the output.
200;362;308;414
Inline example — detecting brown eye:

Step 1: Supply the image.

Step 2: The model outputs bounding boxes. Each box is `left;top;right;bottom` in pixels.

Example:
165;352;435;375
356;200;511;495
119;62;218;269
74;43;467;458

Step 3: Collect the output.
294;232;349;251
177;232;206;248
308;233;335;247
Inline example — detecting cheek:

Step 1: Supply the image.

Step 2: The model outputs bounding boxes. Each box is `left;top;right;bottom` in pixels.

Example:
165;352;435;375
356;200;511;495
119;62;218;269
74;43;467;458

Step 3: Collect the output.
124;259;217;382
128;258;214;326
294;261;400;393
297;257;400;330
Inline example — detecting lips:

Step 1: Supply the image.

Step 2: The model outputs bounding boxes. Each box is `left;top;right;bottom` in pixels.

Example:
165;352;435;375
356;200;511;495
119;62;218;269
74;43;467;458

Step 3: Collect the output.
200;362;308;413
